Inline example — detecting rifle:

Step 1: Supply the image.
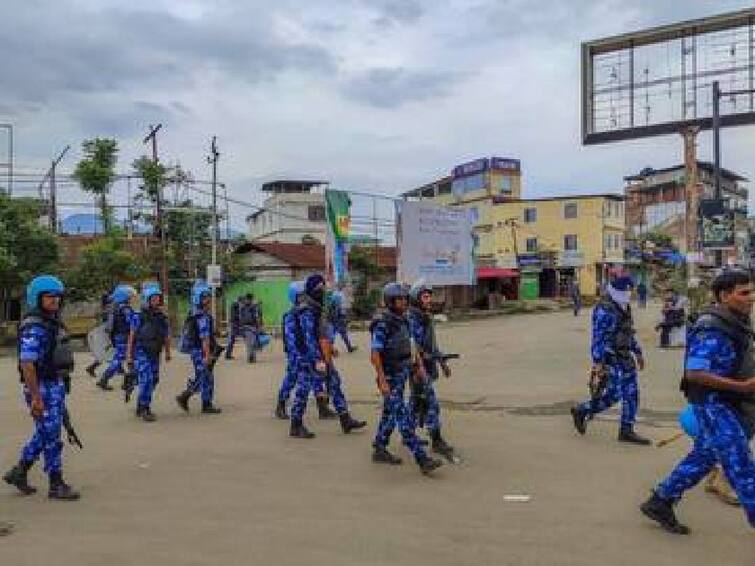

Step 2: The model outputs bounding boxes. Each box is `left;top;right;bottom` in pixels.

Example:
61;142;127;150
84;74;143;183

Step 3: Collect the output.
426;352;460;378
411;379;430;428
208;345;225;372
588;365;608;417
62;407;83;449
123;362;137;403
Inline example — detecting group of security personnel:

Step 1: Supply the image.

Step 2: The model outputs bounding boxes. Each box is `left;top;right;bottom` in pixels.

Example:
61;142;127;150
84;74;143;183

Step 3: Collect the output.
273;274;457;474
11;267;754;536
569;270;755;536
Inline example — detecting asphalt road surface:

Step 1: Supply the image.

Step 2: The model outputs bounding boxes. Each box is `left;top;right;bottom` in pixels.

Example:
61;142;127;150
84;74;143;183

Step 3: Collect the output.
1;304;753;565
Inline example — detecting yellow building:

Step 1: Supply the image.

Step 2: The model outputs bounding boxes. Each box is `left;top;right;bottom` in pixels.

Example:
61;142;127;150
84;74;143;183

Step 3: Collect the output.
403;158;625;299
480;195;625;298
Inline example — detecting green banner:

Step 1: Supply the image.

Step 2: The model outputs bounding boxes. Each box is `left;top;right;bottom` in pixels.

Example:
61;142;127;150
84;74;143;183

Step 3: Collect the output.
325;189;351;242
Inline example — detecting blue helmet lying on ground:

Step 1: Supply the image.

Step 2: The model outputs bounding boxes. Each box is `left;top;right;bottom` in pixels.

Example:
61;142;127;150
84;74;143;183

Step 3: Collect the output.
141;283;163;306
288;280;305;304
191;280;212;307
678;405;700;438
111;284;136;304
26;275;65;309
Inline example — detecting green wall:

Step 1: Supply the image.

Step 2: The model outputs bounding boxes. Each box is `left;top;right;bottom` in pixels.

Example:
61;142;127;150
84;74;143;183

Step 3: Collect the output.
226;279;291;329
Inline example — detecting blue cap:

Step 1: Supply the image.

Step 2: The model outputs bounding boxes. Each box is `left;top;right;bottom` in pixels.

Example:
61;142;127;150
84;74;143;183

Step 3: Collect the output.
191;280;212;307
288;280;305;304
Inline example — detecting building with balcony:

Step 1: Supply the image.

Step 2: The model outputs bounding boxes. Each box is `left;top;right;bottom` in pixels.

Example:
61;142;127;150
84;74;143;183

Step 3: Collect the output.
625;162;749;265
246;180;329;244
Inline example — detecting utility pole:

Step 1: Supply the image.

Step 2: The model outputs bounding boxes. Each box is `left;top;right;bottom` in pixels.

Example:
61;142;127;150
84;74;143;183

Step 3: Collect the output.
48;145;70;233
0;123;13;196
682;125;700;285
504;217;521;298
143;124;169;300
207;136;220;322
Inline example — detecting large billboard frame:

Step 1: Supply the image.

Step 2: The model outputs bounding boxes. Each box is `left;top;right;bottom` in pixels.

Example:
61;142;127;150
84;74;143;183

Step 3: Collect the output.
582;8;755;145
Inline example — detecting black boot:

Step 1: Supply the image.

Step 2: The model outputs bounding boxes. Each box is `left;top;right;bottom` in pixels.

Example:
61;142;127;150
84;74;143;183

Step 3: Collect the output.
339;412;366;434
571;406;588;435
317;397;338;420
372;446;402;465
417;454;443;475
202;402;222;414
175;390;191;412
3;461;37;495
48;473;80;501
619;426;651;445
430;429;456;462
96;378;113;391
275;400;289;420
136;405;156;422
640;492;690;535
290;420;315;439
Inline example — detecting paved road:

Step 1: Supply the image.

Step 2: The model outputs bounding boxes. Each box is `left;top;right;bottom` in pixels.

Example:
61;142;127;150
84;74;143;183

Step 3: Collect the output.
1;304;753;565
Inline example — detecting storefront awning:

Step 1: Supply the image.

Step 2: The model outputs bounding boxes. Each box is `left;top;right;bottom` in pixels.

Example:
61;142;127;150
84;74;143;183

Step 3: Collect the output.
477;267;519;279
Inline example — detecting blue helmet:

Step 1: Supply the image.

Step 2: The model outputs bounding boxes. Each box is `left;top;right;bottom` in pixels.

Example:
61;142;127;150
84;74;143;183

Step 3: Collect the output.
383;282;408;304
191;280;212;307
141;283;163;306
26;275;65;309
678;405;700;438
409;279;432;303
111;284;136;304
288;280;305;304
610;275;634;292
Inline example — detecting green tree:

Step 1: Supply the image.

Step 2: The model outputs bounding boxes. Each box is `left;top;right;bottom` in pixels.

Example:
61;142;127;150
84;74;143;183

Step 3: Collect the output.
132;155;169;206
64;235;149;301
0;195;59;300
348;246;386;319
73;138;118;233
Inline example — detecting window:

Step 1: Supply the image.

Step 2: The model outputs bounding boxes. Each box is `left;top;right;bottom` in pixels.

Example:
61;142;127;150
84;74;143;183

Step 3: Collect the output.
564;202;578;219
564;234;578;251
308;205;326;222
604;234;612;250
492;175;513;195
524;207;537;223
526;237;538;252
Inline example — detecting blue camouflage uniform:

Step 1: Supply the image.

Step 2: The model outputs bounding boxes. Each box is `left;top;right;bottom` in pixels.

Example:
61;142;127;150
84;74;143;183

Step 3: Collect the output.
289;304;326;422
371;313;428;462
18;317;66;476
322;319;349;414
577;299;642;427
186;308;216;405
131;308;169;409
654;321;755;527
333;304;354;351
278;308;326;404
408;307;441;432
101;303;134;383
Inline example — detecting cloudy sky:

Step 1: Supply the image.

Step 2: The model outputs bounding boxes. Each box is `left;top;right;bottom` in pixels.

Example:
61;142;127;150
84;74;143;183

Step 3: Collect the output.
0;0;753;228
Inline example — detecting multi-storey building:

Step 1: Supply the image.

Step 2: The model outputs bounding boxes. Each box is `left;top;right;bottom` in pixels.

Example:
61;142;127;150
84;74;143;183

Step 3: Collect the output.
246;180;328;244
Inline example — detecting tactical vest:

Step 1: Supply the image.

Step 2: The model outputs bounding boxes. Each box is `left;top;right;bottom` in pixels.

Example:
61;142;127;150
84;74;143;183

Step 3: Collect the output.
238;303;260;327
136;308;168;357
681;307;755;437
292;304;325;361
598;298;636;359
408;307;437;353
371;310;412;374
180;311;216;353
282;307;307;357
111;304;131;338
17;311;74;382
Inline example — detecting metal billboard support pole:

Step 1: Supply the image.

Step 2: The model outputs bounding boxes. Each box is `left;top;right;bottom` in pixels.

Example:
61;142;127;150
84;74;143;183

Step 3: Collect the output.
712;81;723;268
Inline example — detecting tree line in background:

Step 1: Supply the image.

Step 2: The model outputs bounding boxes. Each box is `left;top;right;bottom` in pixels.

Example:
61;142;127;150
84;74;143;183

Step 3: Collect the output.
0;137;243;313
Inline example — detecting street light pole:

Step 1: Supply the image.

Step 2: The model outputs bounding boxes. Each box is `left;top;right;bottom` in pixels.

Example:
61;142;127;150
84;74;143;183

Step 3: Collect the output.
143;124;169;299
207;136;219;322
48;145;71;234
